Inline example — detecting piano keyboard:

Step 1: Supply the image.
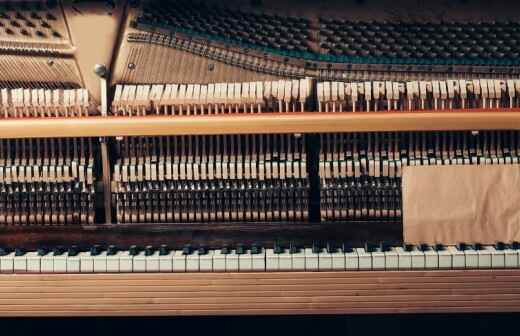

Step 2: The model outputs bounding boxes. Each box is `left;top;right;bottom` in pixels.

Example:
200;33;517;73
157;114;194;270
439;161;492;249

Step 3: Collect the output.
1;242;519;273
317;79;520;112
111;134;309;223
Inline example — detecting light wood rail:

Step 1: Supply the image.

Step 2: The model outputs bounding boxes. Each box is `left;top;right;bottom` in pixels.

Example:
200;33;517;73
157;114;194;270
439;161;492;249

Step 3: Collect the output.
1;110;520;138
0;270;519;316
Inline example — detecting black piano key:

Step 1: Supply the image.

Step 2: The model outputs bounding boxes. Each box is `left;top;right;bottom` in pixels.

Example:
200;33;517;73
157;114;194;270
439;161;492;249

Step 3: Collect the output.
107;245;118;256
182;244;193;255
159;244;169;256
145;245;154;256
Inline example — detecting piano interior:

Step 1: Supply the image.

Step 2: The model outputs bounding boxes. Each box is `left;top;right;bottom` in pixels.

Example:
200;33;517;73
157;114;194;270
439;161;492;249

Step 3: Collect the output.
0;0;520;316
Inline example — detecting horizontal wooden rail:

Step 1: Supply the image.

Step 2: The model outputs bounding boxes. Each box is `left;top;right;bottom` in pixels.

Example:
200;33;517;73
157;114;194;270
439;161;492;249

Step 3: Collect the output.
0;270;519;316
1;110;520;138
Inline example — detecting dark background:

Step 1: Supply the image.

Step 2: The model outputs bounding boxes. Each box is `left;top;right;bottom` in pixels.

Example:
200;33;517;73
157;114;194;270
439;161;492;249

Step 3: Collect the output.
0;314;518;335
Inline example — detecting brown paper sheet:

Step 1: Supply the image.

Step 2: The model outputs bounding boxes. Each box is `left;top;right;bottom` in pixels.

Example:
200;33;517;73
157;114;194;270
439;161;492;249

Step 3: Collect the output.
402;165;520;244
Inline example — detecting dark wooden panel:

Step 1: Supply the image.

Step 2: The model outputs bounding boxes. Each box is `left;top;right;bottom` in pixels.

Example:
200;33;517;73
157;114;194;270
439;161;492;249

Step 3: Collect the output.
0;221;402;249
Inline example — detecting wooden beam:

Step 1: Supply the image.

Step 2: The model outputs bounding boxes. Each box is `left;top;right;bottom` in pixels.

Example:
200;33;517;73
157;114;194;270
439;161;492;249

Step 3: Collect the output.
0;270;519;316
1;110;519;139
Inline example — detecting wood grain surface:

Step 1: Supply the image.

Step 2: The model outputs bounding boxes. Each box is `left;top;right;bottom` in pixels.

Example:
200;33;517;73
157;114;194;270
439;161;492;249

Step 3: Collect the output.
0;270;519;316
0;110;519;139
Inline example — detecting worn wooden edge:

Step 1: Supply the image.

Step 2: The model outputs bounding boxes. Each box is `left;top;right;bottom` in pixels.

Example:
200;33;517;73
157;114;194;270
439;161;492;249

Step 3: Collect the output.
1;110;519;139
0;270;519;316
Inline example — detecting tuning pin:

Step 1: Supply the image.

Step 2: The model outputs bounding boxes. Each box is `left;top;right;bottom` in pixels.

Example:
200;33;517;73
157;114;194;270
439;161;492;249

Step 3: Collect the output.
159;244;169;256
129;245;139;256
182;244;192;255
107;245;118;256
145;245;154;256
68;245;78;257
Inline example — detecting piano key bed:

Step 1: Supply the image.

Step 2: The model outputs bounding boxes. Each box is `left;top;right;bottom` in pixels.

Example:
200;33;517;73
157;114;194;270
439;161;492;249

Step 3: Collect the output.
1;242;519;273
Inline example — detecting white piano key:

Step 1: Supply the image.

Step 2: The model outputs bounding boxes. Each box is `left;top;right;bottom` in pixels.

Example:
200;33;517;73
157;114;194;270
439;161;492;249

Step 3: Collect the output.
438;247;453;269
410;247;425;269
279;249;292;271
66;253;81;273
395;247;412;270
186;251;200;272
119;251;134;273
504;247;519;268
291;249;306;271
146;251;160;272
212;250;227;272
371;249;386;270
356;248;371;270
486;246;507;268
13;252;27;273
159;251;174;272
26;252;41;273
305;248;319;271
448;246;465;269
319;249;333;271
252;249;266;271
423;247;439;269
54;254;68;273
79;252;94;273
0;252;14;273
464;247;479;269
172;250;186;272
40;253;54;273
93;251;108;273
239;250;253;272
199;250;213;272
477;246;493;269
331;249;346;270
106;252;121;273
384;248;399;270
226;250;239;272
266;248;278;271
133;251;146;272
345;248;359;270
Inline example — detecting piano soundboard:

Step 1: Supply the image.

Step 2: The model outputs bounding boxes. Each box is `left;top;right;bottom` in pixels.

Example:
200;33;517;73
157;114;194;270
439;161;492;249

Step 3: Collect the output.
0;0;519;316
